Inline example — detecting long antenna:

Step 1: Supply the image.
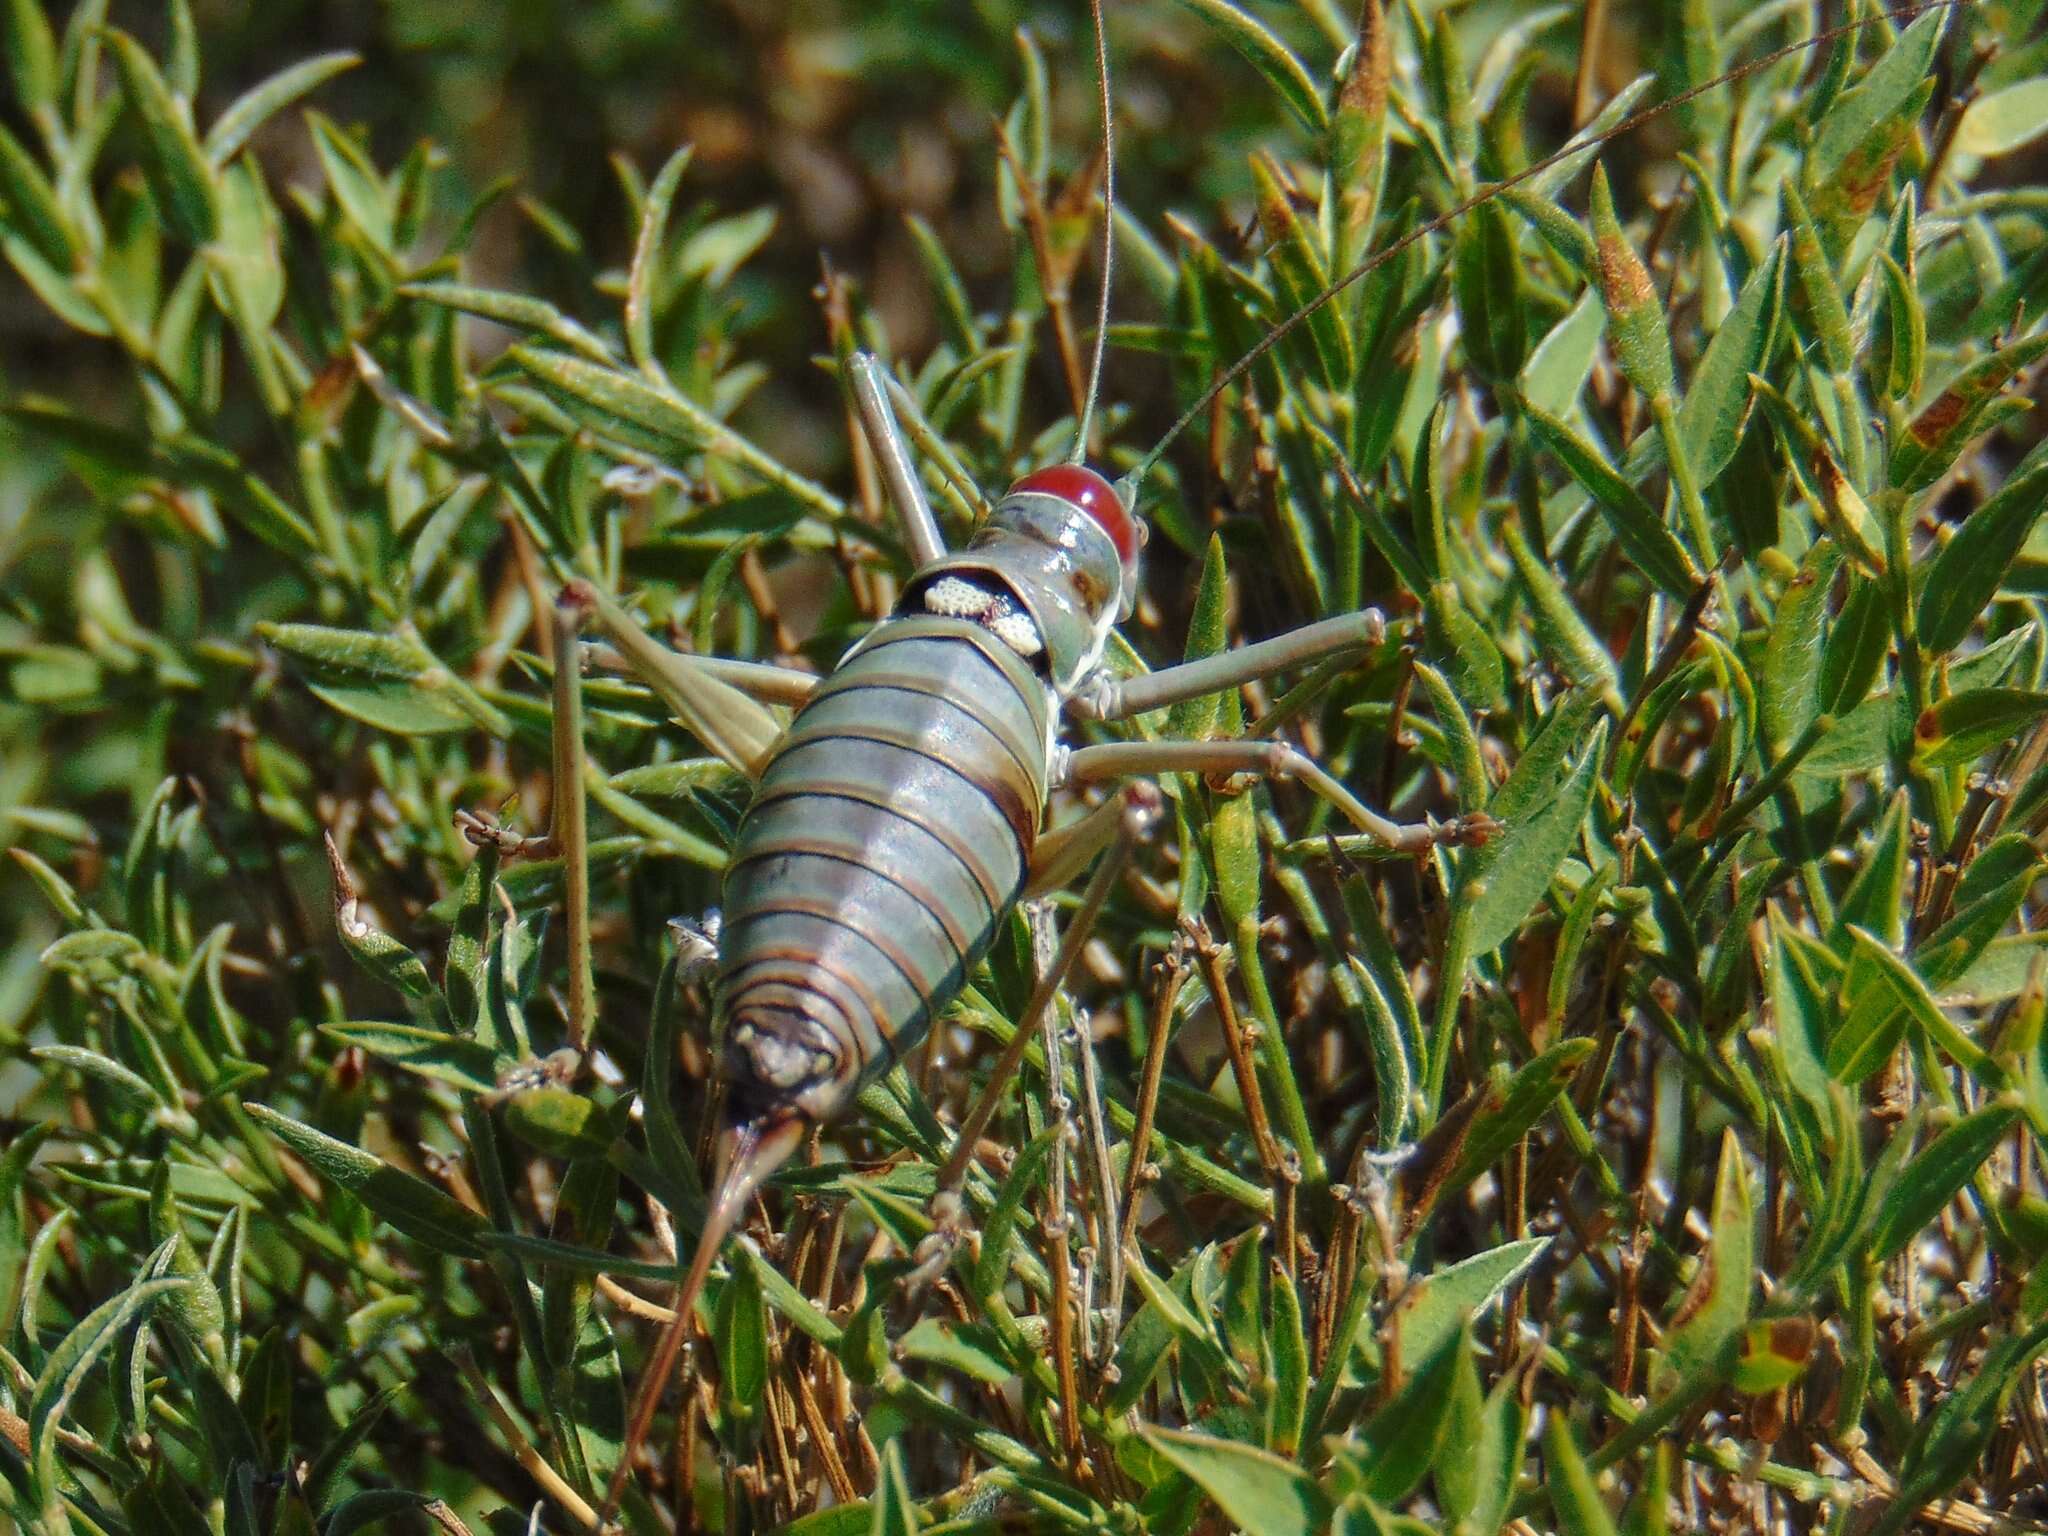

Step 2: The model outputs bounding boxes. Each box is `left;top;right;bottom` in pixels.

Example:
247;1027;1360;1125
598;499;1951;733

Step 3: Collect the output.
1122;0;1965;489
1070;0;1116;463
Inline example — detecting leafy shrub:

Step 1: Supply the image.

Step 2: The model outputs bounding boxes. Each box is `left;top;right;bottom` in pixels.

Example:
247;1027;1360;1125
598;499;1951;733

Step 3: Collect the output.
5;2;2048;1533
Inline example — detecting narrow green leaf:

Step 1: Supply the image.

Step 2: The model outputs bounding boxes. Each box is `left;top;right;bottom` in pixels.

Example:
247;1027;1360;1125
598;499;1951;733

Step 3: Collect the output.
1890;334;2048;494
1846;926;1991;1077
512;345;842;518
0;121;72;269
319;1022;502;1094
1523;401;1699;597
1914;688;2048;770
1;0;58;120
1392;1237;1549;1371
1870;1104;2018;1262
1808;5;1945;186
716;1255;768;1452
971;1124;1058;1299
1832;790;1910;951
1544;1414;1620;1536
1763;541;1842;752
1352;1329;1468;1503
104;29;217;244
870;1439;919;1536
1444;1041;1595;1196
1458;719;1606;956
306;109;391;253
1436;1342;1530;1536
1167;0;1328;136
1141;1426;1333;1536
29;1276;187;1503
243;1103;490;1259
1654;1129;1751;1392
205;52;358;165
1918;448;2048;654
1678;239;1784;488
627;145;691;377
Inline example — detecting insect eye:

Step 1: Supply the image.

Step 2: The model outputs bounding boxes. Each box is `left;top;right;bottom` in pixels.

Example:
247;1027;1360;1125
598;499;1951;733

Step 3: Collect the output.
1008;464;1137;565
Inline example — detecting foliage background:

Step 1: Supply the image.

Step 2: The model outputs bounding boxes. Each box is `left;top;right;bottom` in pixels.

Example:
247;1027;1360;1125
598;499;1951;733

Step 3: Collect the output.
8;1;2048;1534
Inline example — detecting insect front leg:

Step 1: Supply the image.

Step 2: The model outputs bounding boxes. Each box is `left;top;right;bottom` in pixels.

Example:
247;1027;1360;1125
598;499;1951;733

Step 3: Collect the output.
456;588;598;1053
573;579;788;778
1060;738;1495;854
1066;610;1388;722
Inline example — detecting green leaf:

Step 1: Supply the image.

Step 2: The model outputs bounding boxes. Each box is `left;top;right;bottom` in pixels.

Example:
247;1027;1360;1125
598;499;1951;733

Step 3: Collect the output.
896;1319;1015;1386
970;1130;1056;1302
1845;927;1991;1078
319;1022;502;1094
1543;1414;1620;1536
869;1439;919;1536
1956;76;2048;158
1141;1426;1333;1536
626;145;691;376
243;1103;490;1259
1654;1129;1751;1393
1457;719;1606;956
1;0;58;119
1832;790;1910;951
1677;239;1783;488
1522;401;1699;597
1167;0;1327;136
1351;1329;1468;1503
1589;164;1675;402
0;121;72;269
1890;334;2048;494
511;345;841;518
1438;1346;1530;1536
1870;1104;2018;1262
1762;541;1841;751
1444;1040;1596;1197
306;110;392;253
1519;287;1604;416
1808;4;1946;186
402;281;616;364
204;52;359;166
1392;1237;1549;1372
104;29;218;245
1920;835;2046;989
1914;688;2048;770
715;1255;768;1453
29;1276;187;1504
1917;448;2048;654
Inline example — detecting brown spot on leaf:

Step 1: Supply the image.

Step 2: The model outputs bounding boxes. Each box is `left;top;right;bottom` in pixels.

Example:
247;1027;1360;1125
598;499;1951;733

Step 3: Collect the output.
1342;0;1390;121
1597;234;1657;313
1909;388;1969;448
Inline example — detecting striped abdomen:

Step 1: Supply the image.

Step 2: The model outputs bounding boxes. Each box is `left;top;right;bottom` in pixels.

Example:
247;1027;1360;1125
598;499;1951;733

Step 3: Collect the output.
714;616;1052;1122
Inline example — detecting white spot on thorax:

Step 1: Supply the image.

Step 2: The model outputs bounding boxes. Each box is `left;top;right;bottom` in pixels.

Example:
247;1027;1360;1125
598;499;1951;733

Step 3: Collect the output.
923;575;1044;658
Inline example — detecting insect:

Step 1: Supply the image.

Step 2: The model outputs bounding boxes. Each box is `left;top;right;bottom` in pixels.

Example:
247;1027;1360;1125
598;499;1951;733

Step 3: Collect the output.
442;0;1965;1515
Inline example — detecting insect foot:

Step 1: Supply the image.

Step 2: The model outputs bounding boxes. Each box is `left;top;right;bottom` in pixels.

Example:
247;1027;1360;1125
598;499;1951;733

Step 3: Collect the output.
903;1187;967;1294
665;909;722;979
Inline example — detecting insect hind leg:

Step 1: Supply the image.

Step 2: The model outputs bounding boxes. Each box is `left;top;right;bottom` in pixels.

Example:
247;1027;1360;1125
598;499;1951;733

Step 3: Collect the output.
905;783;1160;1291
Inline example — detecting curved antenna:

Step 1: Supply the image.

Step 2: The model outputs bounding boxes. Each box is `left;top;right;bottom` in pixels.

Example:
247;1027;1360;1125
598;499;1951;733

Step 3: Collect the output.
1070;0;1116;464
1123;0;1963;490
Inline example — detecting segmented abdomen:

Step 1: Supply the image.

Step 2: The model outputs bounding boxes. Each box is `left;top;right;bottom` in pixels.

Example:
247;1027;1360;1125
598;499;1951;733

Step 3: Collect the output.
717;616;1051;1086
